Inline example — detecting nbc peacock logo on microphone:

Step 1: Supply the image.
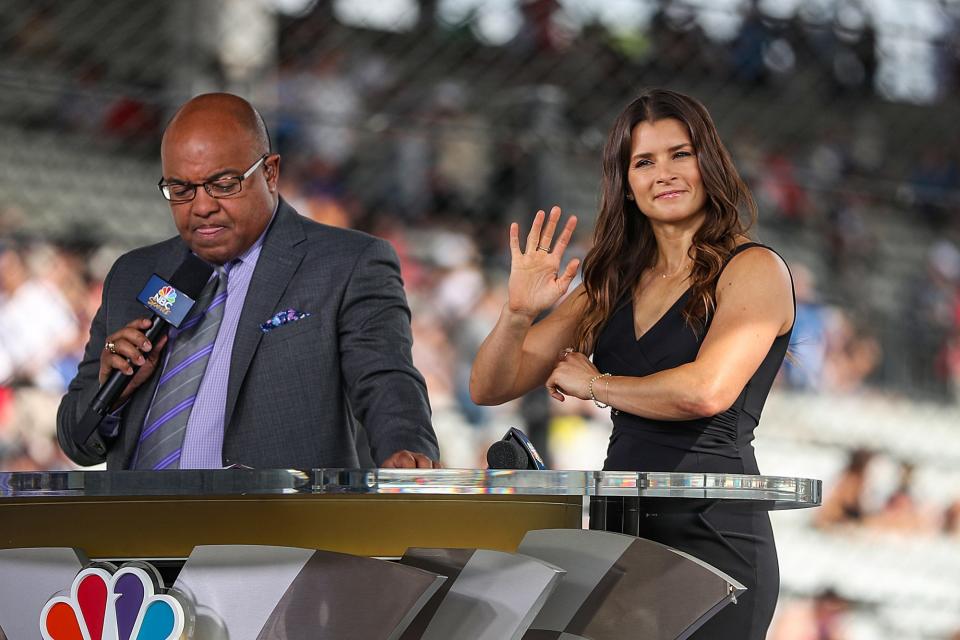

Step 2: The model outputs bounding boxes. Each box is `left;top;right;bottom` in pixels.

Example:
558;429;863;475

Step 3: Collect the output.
137;275;195;327
40;565;185;640
147;286;178;316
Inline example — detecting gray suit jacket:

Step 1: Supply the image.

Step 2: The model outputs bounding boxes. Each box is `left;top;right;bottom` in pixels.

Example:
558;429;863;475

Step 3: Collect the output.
57;199;438;469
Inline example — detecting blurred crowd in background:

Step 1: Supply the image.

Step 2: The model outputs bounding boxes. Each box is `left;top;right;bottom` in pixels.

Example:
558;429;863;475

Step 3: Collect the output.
1;0;960;637
816;448;960;537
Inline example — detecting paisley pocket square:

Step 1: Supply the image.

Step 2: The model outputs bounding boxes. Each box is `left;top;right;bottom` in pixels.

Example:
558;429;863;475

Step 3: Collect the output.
260;308;311;333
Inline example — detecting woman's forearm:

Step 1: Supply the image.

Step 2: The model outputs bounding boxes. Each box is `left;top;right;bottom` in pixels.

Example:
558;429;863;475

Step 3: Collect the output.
469;305;536;405
600;364;731;421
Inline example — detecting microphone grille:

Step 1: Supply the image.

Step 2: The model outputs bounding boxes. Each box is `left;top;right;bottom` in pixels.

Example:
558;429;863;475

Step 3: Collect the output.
169;254;215;299
486;440;526;469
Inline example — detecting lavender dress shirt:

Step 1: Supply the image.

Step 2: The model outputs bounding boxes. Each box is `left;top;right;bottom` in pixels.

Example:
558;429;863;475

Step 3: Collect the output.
176;214;273;468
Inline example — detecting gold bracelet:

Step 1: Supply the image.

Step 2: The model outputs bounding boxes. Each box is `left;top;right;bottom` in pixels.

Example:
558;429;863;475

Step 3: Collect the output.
588;373;612;409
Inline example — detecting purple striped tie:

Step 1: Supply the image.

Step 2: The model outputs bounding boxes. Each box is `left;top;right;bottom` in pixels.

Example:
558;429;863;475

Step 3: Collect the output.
133;267;228;470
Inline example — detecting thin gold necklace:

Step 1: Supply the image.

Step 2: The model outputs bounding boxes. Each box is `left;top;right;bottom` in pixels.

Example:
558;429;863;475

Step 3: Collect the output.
655;262;691;279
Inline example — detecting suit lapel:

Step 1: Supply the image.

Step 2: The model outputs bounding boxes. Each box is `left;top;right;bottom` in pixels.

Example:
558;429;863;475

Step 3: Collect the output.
225;200;306;430
122;241;190;465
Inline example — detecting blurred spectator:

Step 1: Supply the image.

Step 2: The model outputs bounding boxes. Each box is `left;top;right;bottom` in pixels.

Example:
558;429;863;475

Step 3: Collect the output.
410;313;457;412
943;499;960;537
731;3;773;85
448;278;507;428
824;193;875;284
933;1;960;97
852;19;878;93
392;82;491;221
906;148;959;229
101;90;160;142
820;309;881;393
946;325;960;403
277;50;362;168
906;240;960;399
428;233;485;324
806;133;850;194
429;83;492;218
770;588;852;640
510;0;574;56
8;4;57;58
650;0;711;75
56;57;112;135
829;9;877;96
285;177;353;229
815;449;872;528
868;461;934;534
756;149;808;224
782;264;828;390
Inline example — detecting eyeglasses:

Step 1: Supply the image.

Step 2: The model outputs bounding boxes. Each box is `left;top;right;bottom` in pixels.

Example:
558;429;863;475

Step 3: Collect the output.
158;154;269;203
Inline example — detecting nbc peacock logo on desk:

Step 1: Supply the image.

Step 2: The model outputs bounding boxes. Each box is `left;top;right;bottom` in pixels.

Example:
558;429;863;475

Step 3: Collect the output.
40;565;184;640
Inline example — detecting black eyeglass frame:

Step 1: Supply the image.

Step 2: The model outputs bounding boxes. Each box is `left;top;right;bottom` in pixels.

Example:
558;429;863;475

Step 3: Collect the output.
157;153;270;203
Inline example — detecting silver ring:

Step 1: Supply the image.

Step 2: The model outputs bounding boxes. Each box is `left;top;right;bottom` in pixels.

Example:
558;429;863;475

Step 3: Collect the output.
537;245;550;252
560;347;574;359
105;341;118;354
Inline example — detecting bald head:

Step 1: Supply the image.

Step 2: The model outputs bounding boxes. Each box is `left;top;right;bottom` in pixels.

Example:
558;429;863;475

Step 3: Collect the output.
159;92;280;265
162;93;270;156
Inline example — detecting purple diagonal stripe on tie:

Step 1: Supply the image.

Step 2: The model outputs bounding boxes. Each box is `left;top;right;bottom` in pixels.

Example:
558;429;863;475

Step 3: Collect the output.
158;344;215;385
139;396;196;441
208;291;228;310
177;292;229;332
177;317;200;333
169;322;219;361
153;449;182;470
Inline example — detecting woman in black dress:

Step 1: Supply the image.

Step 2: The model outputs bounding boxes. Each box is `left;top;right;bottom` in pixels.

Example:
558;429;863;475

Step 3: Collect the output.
470;88;794;639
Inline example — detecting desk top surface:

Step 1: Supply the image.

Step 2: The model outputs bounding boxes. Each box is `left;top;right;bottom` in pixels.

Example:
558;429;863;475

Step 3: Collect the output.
0;469;821;509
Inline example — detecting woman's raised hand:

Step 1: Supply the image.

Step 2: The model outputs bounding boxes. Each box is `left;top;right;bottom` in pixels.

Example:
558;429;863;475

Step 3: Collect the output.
508;206;580;320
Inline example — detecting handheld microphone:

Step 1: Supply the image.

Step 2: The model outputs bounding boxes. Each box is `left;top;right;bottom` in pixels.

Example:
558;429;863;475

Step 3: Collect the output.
486;427;546;470
75;254;214;445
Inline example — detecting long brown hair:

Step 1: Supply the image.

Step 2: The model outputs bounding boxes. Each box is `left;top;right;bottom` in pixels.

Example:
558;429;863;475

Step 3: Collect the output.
574;89;757;353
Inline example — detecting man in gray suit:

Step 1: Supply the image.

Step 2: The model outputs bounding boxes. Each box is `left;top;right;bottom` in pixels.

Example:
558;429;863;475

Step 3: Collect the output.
57;93;440;470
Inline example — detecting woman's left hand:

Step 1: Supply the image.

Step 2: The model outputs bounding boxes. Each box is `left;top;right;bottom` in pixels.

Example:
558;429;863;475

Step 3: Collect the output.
545;349;599;402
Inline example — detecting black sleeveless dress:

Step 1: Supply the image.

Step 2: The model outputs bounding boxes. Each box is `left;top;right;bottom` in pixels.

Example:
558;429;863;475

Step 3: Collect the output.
592;243;793;640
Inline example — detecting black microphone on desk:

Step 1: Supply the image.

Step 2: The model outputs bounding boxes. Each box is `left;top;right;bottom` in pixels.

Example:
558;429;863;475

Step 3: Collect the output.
74;254;214;446
486;427;547;470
